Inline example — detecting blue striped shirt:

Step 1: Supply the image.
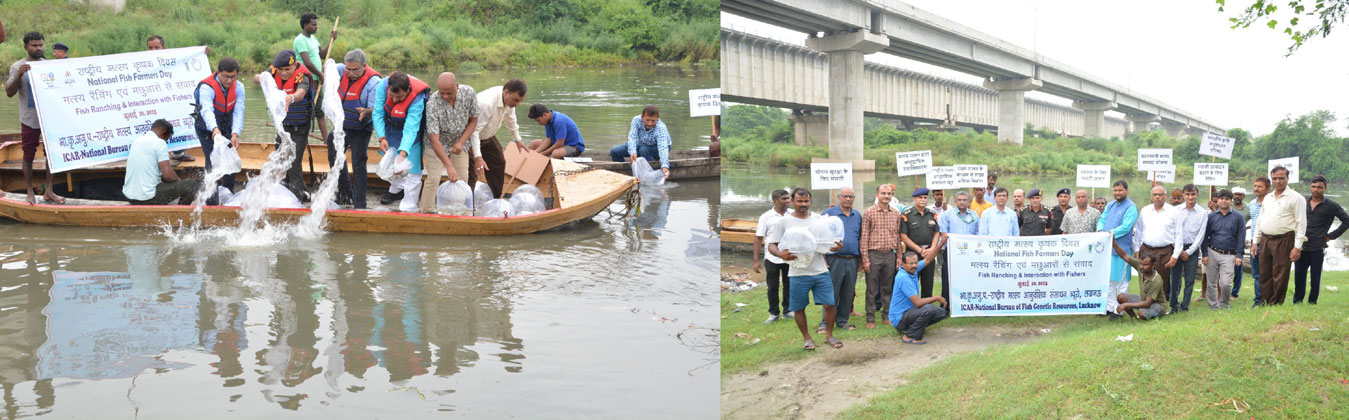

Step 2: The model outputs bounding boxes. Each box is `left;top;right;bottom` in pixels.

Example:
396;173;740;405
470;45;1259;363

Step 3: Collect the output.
627;115;671;168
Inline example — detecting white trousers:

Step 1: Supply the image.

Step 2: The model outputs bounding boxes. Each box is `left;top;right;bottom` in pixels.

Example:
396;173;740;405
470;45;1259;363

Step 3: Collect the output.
387;175;423;212
1106;280;1129;314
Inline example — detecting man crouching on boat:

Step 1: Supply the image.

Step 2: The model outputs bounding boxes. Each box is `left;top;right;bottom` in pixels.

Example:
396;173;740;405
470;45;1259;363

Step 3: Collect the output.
372;71;431;212
122;119;200;205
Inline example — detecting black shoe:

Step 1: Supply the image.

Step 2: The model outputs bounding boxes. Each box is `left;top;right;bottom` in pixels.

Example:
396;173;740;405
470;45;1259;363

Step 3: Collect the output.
336;194;353;206
379;190;403;205
1108;313;1120;321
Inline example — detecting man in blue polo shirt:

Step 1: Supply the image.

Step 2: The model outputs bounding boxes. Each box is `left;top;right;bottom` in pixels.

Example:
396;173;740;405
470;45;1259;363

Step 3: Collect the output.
890;249;947;344
819;187;862;332
527;104;584;158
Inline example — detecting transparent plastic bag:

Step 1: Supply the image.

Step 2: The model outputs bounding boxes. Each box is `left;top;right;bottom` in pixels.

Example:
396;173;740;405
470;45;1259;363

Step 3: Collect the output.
216;186;235;205
209;133;242;174
376;151;405;181
436;180;473;215
224;183;301;209
473;182;494;212
478;198;513;217
631;157;665;186
509;192;544;215
513;184;543;201
810;217;845;253
779;227;817;269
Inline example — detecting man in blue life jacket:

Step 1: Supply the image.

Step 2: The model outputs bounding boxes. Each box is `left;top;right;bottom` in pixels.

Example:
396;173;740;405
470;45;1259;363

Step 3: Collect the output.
371;71;430;212
330;49;381;208
255;50;315;200
192;57;245;205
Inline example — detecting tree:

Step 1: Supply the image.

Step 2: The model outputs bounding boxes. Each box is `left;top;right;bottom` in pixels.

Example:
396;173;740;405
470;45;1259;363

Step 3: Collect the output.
1218;0;1349;54
1257;110;1349;179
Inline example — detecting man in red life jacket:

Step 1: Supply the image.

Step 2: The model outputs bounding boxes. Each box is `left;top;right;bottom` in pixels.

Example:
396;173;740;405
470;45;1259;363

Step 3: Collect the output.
330;49;381;208
192;57;244;205
371;71;430;212
255;50;315;200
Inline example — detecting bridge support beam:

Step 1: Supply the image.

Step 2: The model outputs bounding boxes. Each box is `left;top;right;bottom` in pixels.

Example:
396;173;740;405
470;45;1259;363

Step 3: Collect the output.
1163;122;1188;138
789;113;830;147
1072;101;1117;138
983;78;1043;144
1126;114;1160;134
806;30;888;171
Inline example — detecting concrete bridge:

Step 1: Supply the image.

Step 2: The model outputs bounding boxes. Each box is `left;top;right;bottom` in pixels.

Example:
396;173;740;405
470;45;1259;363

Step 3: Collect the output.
722;0;1225;170
722;28;1133;148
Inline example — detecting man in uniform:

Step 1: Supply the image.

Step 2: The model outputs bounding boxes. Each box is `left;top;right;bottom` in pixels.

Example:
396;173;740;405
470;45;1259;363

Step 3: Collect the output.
900;188;942;299
1018;188;1052;236
1050;188;1071;234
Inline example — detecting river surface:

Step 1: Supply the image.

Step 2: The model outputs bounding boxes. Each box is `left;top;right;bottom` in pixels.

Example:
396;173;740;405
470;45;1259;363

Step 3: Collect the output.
721;164;1349;271
0;66;718;152
0;177;720;418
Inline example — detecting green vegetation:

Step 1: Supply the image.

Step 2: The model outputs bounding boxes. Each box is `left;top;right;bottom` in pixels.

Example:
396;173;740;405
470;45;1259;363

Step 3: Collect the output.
1219;0;1349;54
841;271;1349;419
0;0;718;72
722;104;1349;180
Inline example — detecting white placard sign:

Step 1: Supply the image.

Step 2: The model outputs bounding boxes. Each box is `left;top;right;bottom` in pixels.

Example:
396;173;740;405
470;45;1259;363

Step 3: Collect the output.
952;164;988;189
947;232;1112;317
27;47;211;173
895;150;933;177
1137;148;1172;171
1194;163;1229;186
1146;165;1176;184
688;88;721;117
1200;132;1235;159
810;162;853;190
927;166;957;189
1268;157;1300;184
1076;165;1111;188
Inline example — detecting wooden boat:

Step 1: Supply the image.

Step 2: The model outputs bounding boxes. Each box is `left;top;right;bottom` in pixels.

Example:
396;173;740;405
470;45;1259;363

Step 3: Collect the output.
577;149;719;180
0;159;639;236
720;218;757;252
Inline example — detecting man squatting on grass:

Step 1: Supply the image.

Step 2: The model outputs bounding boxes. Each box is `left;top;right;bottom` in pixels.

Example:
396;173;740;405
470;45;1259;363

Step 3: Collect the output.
766;188;844;351
889;249;947;344
1111;236;1169;320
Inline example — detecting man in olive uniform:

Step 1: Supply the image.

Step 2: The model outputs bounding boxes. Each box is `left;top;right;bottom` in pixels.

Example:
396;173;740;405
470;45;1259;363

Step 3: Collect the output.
900;187;944;299
1018;188;1052;236
1050;188;1071;234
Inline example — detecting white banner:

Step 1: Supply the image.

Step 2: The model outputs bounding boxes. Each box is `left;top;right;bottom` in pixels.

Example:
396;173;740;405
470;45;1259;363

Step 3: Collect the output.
1200;132;1235;159
1137;148;1172;171
927;166;957;189
1268;157;1300;184
688;88;721;117
810;162;852;190
1147;164;1176;184
895;150;932;177
28;47;211;173
952;164;987;189
1076;164;1111;188
1194;162;1229;186
947;232;1112;317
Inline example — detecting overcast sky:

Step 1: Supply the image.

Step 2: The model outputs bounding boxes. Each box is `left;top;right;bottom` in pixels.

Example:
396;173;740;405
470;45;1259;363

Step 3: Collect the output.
723;0;1349;136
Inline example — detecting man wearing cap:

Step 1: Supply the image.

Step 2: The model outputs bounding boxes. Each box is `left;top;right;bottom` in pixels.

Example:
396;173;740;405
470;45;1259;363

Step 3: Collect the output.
255;50;315;200
1018;188;1052;236
1050;188;1071;234
979;187;1018;237
52;43;67;59
900;188;943;299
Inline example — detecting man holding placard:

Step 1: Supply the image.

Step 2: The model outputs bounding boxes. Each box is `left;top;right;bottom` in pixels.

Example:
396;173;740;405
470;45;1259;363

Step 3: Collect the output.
5;31;64;205
1097;180;1138;316
1253;166;1306;305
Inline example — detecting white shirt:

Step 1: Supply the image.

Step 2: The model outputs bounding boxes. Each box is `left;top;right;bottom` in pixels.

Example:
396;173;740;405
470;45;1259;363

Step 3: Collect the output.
1133;203;1180;251
756;207;788;264
765;211;828;276
1173;204;1209;258
474;85;522;144
1256;187;1309;248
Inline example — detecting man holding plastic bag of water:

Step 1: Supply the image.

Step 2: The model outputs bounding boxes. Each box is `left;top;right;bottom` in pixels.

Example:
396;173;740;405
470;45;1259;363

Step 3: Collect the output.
766;187;845;351
372;72;431;212
192;57;245;205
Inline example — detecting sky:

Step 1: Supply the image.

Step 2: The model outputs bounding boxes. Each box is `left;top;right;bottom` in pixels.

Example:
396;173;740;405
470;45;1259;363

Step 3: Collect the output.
722;0;1349;137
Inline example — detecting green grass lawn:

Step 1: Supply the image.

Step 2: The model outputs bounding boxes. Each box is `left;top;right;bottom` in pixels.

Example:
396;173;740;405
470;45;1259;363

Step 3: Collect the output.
723;263;1347;418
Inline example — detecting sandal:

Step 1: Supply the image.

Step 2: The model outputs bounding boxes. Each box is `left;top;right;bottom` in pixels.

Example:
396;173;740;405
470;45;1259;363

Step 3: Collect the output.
901;336;927;345
827;337;843;349
802;339;816;351
840;324;857;331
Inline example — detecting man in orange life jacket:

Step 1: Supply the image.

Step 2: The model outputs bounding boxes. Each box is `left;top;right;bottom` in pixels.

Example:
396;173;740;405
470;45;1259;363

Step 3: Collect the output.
330;49;381;208
192;57;245;205
255;50;315;200
371;71;430;212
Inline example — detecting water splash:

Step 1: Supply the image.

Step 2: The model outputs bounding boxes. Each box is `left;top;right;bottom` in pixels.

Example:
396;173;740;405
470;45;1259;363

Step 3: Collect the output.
294;59;347;238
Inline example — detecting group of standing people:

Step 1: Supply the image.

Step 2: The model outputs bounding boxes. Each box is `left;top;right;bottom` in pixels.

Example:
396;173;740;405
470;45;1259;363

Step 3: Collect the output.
750;165;1344;351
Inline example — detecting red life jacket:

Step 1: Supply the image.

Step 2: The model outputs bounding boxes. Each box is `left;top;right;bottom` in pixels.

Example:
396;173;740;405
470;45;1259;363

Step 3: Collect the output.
193;72;237;133
273;65;311;95
339;67;381;101
272;66;314;126
200;72;237;113
383;76;430;123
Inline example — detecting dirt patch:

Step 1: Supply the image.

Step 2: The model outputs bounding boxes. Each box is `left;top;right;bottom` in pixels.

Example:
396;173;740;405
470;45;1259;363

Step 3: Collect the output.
720;325;1046;420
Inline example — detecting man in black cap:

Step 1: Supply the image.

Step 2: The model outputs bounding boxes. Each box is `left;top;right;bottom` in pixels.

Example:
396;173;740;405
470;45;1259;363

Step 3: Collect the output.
52;43;67;59
254;49;315;200
900;187;943;299
1018;188;1052;236
1050;187;1071;234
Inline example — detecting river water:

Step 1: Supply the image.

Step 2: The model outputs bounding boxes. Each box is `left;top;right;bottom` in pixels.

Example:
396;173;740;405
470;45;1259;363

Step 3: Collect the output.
0;65;720;418
721;164;1349;271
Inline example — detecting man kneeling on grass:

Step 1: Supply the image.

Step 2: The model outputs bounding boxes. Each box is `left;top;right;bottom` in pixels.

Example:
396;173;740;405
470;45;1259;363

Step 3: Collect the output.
1111;238;1169;320
890;250;947;344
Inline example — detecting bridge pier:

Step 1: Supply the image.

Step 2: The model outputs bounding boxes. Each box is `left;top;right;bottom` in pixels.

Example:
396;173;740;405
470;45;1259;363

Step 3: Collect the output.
1163;122;1188;138
1072;101;1117;138
789;113;830;147
983;78;1043;144
806;30;888;171
1126;114;1160;134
